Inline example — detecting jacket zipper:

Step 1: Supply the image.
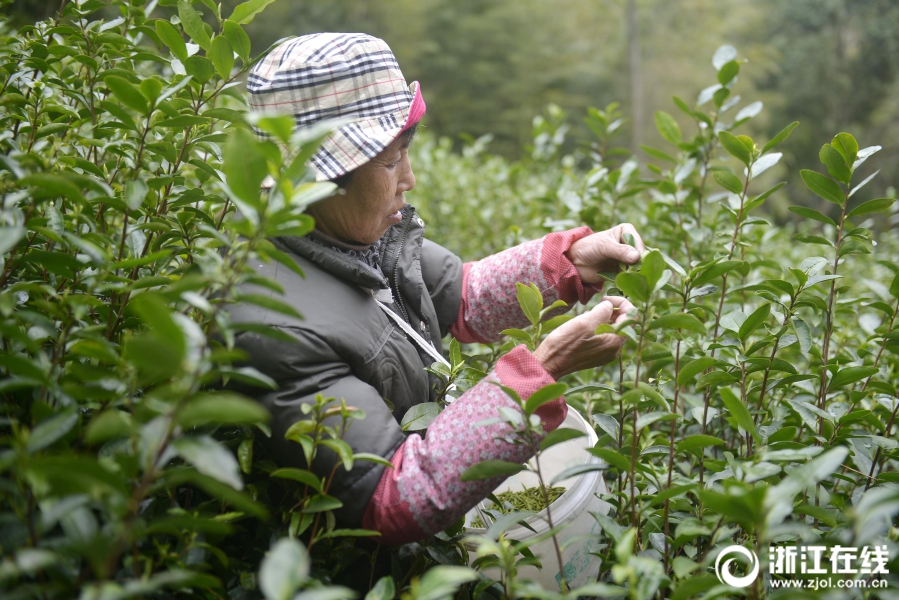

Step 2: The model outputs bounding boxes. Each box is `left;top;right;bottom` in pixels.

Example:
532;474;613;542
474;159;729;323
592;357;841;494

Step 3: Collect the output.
390;214;413;325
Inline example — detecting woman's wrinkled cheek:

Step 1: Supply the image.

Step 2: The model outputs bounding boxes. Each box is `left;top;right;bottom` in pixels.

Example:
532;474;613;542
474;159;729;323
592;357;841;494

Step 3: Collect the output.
362;173;397;239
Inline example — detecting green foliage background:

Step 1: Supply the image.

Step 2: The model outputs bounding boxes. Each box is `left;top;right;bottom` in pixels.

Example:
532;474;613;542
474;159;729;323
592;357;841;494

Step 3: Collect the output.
226;0;899;207
1;1;899;600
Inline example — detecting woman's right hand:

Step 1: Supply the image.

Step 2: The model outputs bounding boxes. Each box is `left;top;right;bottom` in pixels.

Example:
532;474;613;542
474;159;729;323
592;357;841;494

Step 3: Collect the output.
533;296;635;380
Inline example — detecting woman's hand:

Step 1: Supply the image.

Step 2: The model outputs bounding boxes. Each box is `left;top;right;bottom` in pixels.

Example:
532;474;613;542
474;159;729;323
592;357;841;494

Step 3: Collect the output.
565;223;646;285
533;296;635;380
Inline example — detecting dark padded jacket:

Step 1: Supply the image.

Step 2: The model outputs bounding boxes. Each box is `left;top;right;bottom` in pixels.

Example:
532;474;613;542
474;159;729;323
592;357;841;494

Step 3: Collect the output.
228;204;463;524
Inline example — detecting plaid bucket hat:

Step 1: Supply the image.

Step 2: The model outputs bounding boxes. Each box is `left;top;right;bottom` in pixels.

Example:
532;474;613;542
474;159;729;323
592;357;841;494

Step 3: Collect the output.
247;33;426;182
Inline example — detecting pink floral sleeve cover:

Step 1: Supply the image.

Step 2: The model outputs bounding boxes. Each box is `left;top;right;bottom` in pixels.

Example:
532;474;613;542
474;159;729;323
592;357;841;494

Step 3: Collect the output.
449;226;603;344
362;345;566;545
362;228;602;545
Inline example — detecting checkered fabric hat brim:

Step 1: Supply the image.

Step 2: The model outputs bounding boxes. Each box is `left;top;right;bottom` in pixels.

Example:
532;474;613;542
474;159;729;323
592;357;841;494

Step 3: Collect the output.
248;33;421;182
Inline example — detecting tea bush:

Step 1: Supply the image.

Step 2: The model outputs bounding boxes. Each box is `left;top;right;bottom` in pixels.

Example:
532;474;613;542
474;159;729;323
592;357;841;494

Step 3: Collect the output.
1;2;898;600
411;47;899;599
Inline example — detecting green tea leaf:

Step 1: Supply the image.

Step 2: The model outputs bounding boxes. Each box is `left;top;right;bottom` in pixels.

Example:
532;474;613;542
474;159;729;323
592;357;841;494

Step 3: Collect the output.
640;250;666;291
365;576;395;600
695;370;738;389
224;128;268;206
172;435;243;490
717;60;740;85
400;402;439;431
847;198;895;218
640;144;675;163
654;111;681;145
718;131;751;166
320;438;354;472
155;19;188;62
792;317;811;354
586;447;631;473
788;205;836;227
209;35;234;79
539;427;586;451
719;387;759;443
762;121;799;153
27;408;78;454
238;438;253;474
738;303;770;342
259;538;309;600
800;169;845;206
765;447;847;527
85;410;132;443
223;20;251;61
177;0;211;51
524;382;568;415
677;435;725;453
615;272;649;303
27;456;128;499
304;494;343;513
691;260;742;288
184;55;214;84
828;366;879;390
352;453;394;468
677;357;726;386
460;460;526;481
413;567;478;600
177;392;270;427
713;171;743;194
229;0;278;24
819;143;851;185
647;313;706;333
317;529;381;540
105;76;149;113
162;469;268;518
831;132;859;167
515;281;543;326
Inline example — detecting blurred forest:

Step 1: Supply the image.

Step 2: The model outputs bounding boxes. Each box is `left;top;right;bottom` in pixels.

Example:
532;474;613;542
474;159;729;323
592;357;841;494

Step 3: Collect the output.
5;0;899;208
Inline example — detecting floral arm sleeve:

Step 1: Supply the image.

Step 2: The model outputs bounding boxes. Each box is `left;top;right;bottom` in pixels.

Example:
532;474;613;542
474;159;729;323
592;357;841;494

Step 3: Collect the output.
361;345;566;545
449;226;604;343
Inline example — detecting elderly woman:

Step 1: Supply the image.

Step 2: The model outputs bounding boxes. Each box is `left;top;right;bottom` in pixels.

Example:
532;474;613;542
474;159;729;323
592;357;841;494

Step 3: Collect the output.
235;33;643;545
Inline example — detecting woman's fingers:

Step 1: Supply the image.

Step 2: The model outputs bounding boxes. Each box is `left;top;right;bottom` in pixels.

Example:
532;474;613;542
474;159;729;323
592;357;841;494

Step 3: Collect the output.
617;222;646;255
600;296;636;326
598;223;644;266
584;299;614;329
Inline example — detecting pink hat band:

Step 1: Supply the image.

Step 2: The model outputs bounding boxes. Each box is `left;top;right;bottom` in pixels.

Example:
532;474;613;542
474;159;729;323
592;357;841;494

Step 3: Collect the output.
402;81;426;132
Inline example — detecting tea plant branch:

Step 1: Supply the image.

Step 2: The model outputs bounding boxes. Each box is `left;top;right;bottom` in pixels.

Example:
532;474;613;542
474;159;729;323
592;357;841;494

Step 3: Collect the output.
699;152;755;485
814;187;849;439
617;355;625;504
629;308;649;541
864;400;899;490
663;345;682;573
710;165;752;343
533;449;568;593
830;298;898;449
694;112;720;228
106;122;199;340
851;297;897;407
754;298;798;424
101;409;181;579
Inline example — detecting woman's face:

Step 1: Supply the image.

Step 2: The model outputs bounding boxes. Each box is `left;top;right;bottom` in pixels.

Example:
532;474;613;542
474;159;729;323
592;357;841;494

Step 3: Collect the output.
307;132;416;245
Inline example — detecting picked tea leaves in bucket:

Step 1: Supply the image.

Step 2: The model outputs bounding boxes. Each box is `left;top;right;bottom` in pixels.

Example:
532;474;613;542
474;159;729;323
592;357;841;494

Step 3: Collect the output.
471;484;566;528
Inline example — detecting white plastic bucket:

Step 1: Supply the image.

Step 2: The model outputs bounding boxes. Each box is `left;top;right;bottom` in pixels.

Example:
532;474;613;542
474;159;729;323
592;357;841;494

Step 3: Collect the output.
463;408;611;590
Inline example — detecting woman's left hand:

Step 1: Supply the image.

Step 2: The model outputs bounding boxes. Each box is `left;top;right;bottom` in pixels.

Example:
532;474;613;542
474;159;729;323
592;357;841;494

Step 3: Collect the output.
565;223;646;285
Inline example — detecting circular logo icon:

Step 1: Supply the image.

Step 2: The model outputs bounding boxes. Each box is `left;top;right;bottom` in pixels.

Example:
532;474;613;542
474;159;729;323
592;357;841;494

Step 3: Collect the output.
715;545;760;588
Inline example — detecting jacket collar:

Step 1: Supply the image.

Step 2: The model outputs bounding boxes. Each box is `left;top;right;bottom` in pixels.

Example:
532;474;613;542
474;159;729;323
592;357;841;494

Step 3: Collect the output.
274;204;420;290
